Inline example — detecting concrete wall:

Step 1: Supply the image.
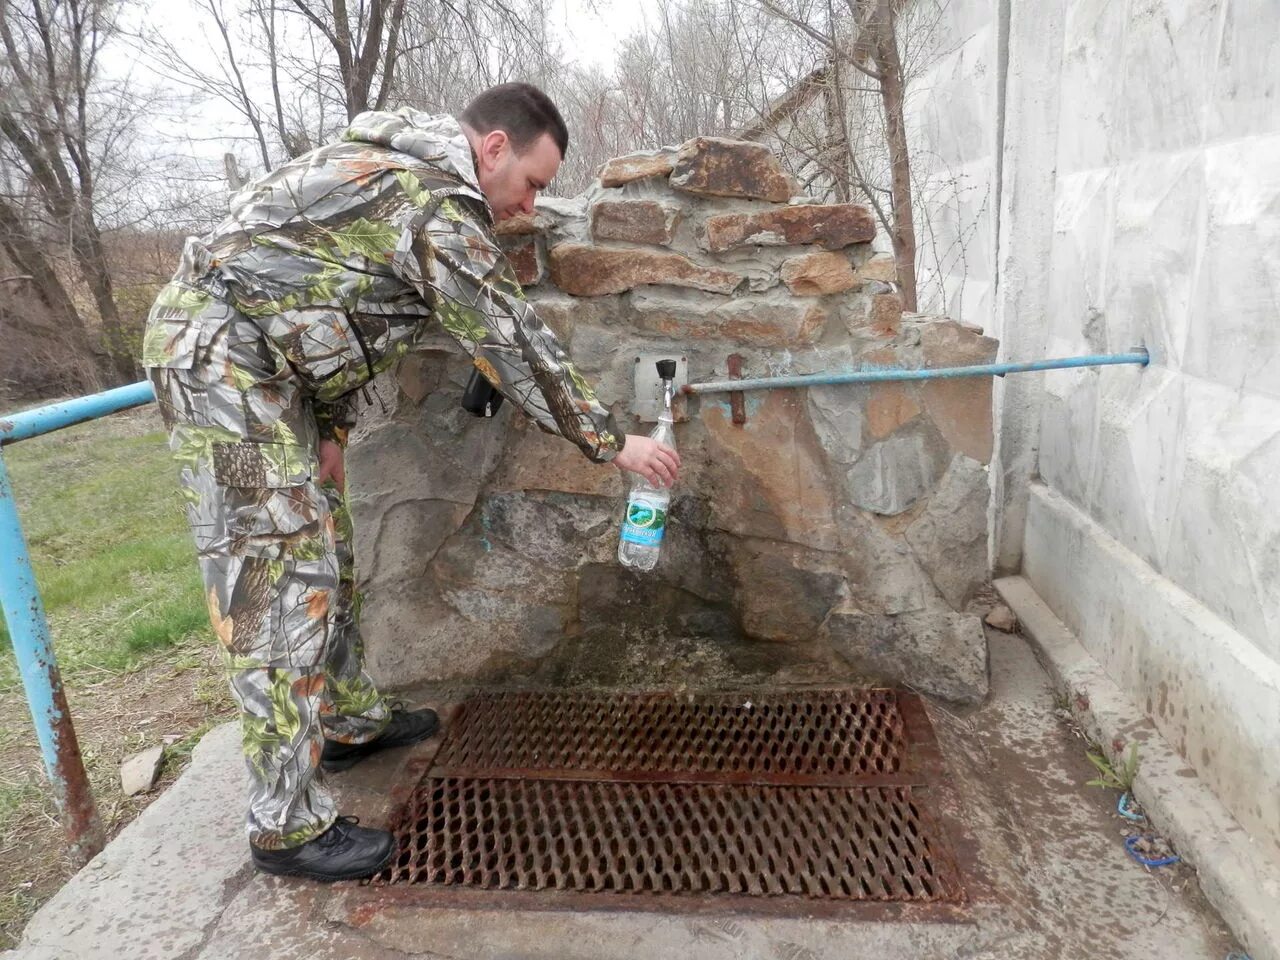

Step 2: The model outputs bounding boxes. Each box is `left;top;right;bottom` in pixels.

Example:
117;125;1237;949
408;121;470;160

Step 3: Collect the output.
905;0;1280;856
902;0;1000;332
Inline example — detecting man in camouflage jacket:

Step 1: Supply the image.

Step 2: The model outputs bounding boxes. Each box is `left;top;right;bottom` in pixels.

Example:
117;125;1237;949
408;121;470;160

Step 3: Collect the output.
141;83;680;881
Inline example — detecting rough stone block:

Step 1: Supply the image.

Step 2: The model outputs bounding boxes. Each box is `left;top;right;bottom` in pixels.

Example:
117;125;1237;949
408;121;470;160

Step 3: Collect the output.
729;542;849;642
362;498;472;588
501;235;543;286
394;349;448;405
598;149;676;187
700;393;841;552
548;243;742;296
703;204;877;252
590;199;682;245
479;490;617;570
985;604;1017;632
823;607;990;703
919;318;999;367
806;382;866;464
669;137;797;201
914;324;1002;490
868;292;904;337
489;417;626;497
922;376;995;464
905;455;990;610
858;255;898;283
842;419;953;516
631;292;827;346
865;383;922;439
120;745;165;796
527;292;623;347
493;211;549;236
780;251;859;295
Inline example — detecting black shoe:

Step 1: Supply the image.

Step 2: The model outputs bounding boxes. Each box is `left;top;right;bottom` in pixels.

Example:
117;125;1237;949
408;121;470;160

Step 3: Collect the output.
320;704;440;773
250;816;394;882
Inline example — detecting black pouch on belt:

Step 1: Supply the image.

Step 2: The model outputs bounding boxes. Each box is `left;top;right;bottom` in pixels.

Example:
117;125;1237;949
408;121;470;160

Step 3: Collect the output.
461;366;505;418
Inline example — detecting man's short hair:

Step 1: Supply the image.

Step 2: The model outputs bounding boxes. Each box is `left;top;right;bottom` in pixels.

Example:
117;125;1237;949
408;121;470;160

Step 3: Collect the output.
460;82;569;158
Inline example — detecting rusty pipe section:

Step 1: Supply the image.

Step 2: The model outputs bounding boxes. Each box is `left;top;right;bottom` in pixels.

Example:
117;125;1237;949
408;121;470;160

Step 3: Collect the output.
0;451;105;862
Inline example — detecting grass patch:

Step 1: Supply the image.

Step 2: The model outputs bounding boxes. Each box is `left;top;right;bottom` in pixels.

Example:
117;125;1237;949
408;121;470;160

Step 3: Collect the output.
0;412;210;686
0;407;237;949
0;780;43;823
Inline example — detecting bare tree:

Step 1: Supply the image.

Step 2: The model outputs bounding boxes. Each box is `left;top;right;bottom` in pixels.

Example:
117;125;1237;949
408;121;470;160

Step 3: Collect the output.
145;0;278;171
740;0;916;308
852;0;916;309
0;0;149;383
0;195;102;393
282;0;408;121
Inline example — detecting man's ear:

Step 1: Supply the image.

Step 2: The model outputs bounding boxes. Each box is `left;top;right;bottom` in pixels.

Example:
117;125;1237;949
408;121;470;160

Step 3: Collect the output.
480;129;510;170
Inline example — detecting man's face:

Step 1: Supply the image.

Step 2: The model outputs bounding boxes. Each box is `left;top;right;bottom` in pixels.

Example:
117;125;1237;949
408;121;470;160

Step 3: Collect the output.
472;129;561;221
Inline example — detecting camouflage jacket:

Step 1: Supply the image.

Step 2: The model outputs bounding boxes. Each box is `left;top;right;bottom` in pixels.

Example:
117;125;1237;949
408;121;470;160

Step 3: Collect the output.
141;109;624;463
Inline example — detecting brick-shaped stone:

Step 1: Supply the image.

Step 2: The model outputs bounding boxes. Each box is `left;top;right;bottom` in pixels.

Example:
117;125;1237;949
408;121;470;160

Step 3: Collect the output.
527;293;623;348
669;137;797;202
920;319;999;368
590;200;681;245
493;211;548;236
500;235;543;286
866;383;922;439
780;251;858;295
858;254;898;283
825;607;989;704
598;150;675;187
489;416;625;498
631;293;826;347
868;292;903;337
547;243;742;296
918;320;998;463
704;204;877;252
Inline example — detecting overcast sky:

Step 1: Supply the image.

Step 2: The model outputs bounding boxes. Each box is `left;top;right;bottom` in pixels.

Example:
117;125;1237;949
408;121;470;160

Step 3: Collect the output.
553;0;662;69
110;0;662;187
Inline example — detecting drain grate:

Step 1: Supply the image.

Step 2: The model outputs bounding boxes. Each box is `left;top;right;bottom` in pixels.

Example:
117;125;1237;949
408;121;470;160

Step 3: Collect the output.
380;778;963;902
430;688;912;786
373;688;968;913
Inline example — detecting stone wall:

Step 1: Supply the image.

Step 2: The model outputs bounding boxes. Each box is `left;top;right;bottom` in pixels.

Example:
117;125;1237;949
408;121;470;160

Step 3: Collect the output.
348;137;997;703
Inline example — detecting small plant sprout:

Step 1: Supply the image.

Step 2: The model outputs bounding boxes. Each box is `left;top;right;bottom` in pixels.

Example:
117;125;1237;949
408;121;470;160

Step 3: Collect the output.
1086;741;1140;793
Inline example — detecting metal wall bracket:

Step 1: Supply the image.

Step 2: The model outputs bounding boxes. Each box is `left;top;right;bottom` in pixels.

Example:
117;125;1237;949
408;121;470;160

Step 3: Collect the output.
631;353;689;423
727;353;747;426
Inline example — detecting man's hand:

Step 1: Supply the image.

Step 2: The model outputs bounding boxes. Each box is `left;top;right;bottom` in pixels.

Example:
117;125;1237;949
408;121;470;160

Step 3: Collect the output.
317;439;346;494
614;434;681;488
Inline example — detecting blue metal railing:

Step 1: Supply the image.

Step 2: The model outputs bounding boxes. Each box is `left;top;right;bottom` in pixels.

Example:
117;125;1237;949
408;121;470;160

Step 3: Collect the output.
0;379;155;863
0;347;1150;861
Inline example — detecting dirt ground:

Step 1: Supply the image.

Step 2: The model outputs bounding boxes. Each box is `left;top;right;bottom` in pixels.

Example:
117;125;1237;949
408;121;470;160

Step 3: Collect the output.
0;621;234;948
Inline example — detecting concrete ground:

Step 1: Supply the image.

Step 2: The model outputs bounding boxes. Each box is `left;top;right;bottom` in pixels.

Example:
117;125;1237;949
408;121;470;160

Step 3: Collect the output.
1;629;1244;960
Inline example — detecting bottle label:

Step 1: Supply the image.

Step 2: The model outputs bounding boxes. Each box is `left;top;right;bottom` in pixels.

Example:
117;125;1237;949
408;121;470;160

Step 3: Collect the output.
621;498;667;546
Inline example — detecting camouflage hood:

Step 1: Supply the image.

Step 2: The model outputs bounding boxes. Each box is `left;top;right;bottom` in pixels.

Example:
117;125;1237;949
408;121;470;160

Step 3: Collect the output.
342;108;487;207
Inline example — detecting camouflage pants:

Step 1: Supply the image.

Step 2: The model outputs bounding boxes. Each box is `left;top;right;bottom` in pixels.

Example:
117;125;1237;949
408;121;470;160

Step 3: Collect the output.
147;297;389;850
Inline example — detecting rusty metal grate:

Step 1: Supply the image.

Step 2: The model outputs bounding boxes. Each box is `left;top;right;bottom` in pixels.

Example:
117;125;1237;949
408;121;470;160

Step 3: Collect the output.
372;688;968;913
430;688;911;786
379;777;963;902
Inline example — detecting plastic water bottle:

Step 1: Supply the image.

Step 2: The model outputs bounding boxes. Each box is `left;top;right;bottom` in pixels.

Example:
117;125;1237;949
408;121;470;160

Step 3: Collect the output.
619;360;678;571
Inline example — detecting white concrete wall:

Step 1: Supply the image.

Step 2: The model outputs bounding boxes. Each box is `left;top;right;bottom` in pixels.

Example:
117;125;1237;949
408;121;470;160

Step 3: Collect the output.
902;0;1000;331
906;0;1280;858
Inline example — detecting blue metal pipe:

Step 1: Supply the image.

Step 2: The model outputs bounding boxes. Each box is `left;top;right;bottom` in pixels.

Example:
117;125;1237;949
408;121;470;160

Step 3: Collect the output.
0;381;156;862
0;380;155;445
0;451;105;863
683;348;1150;395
